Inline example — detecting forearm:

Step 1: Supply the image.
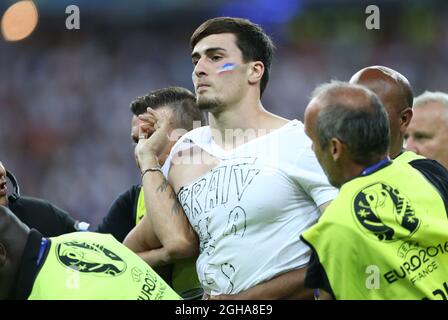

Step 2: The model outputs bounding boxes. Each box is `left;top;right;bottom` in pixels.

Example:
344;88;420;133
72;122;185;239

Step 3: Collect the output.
137;248;175;267
123;214;162;253
210;267;314;300
140;156;198;259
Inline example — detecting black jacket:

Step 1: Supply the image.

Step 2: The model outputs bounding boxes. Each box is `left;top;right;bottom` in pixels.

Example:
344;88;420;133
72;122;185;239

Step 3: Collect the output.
8;196;77;237
96;185;140;242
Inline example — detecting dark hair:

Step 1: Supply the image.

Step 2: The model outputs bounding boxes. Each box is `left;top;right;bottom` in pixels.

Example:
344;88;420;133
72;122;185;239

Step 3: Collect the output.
190;17;274;97
314;82;390;166
130;87;205;130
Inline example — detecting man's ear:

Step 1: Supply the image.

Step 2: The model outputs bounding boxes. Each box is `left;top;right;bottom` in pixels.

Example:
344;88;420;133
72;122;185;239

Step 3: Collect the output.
248;61;264;85
329;138;344;161
399;108;413;133
0;243;6;267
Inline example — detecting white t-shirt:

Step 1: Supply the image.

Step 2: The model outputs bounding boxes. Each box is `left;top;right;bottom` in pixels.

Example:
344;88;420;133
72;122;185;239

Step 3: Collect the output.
162;120;338;295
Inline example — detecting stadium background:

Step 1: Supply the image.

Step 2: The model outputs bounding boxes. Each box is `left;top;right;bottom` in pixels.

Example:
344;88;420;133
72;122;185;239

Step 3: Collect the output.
0;0;447;227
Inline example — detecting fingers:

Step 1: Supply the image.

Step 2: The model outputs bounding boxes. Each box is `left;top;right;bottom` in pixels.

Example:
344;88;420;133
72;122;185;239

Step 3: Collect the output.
137;107;173;138
140;123;155;134
138;113;157;126
146;107;160;118
138;122;155;140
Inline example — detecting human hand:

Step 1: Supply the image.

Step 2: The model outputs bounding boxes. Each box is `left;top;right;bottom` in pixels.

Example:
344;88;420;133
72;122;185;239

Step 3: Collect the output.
135;107;173;169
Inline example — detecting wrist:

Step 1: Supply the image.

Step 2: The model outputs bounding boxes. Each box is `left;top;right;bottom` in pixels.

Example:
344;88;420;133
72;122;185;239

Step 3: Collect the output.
139;153;159;169
141;167;163;179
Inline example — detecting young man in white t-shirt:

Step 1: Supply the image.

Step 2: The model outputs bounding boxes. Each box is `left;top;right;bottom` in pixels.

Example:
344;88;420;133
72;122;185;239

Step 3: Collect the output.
124;17;337;299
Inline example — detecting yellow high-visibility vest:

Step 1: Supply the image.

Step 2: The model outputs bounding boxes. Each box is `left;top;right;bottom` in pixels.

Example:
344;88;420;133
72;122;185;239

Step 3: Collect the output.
302;161;448;300
28;232;181;300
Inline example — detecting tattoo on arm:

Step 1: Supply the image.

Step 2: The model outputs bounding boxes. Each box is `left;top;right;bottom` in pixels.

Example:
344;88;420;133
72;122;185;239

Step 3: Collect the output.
156;178;169;193
170;190;182;215
155;177;183;215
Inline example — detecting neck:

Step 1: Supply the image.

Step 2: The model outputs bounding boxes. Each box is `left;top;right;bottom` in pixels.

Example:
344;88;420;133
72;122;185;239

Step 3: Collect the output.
0;197;8;207
356;154;389;176
390;136;404;159
341;154;389;186
208;95;288;149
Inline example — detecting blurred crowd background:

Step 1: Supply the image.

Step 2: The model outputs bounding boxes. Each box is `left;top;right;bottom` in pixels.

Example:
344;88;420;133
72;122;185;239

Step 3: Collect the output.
1;0;447;227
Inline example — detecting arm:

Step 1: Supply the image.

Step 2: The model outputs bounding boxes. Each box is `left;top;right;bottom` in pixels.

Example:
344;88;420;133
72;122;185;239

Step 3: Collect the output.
124;210;181;266
209;267;314;300
316;290;333;300
47;202;78;235
124;108;198;265
137;153;198;262
96;186;137;242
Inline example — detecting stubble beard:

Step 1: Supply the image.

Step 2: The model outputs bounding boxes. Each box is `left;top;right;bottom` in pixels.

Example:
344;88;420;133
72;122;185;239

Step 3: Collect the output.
197;95;225;114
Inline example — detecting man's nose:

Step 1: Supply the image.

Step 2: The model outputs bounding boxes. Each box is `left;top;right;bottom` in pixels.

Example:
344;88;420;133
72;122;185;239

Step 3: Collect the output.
193;58;208;79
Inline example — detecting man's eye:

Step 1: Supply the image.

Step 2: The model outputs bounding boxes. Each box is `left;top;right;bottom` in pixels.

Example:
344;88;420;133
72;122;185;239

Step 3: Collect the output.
211;55;222;61
414;134;431;141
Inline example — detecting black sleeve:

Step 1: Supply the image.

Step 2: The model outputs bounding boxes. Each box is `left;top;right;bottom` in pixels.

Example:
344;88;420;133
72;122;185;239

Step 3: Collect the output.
300;236;336;300
409;159;448;216
96;185;140;242
9;196;77;237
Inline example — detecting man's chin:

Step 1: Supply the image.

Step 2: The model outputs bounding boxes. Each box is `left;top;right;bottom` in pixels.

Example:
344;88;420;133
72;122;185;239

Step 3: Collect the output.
0;196;8;207
197;97;221;112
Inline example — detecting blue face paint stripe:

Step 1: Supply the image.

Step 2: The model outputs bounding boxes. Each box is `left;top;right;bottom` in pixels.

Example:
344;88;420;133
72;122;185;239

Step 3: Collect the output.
217;63;236;73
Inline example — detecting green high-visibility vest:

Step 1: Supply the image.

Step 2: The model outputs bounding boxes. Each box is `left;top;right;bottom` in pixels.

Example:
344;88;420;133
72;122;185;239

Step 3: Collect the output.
135;188;201;298
394;150;425;164
302;160;448;300
28;232;181;300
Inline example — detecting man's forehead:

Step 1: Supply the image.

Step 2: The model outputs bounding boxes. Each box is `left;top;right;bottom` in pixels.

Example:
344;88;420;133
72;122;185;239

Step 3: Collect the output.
414;102;445;120
192;33;237;54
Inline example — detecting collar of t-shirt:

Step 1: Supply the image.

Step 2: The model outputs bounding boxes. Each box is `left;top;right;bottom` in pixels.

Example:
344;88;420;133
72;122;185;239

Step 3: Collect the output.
203;119;300;158
359;156;392;177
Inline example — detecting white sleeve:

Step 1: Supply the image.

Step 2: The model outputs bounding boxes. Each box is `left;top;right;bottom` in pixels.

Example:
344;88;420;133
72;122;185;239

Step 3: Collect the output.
292;145;338;207
161;126;209;178
161;139;193;178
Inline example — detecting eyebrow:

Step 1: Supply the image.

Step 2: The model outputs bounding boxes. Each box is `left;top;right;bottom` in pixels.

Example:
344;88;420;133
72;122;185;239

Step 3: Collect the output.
191;47;227;59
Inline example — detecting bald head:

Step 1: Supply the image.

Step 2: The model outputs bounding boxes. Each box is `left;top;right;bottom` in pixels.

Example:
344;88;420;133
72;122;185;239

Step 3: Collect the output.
311;81;378;112
350;66;413;111
350;66;414;158
305;81;390;187
0;205;29;299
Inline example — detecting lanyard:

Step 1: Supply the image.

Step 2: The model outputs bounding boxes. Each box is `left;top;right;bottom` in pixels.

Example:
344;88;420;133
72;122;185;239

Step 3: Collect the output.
360;156;391;176
37;238;48;266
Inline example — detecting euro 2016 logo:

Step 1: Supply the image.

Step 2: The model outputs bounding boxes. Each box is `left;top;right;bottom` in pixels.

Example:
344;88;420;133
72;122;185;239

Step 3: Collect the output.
353;183;420;242
56;241;127;277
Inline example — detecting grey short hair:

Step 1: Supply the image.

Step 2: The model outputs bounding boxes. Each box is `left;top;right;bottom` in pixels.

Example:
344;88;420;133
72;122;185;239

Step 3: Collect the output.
414;91;448;122
313;81;390;165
